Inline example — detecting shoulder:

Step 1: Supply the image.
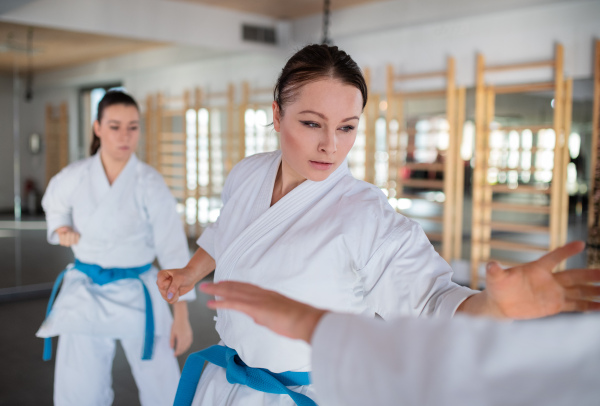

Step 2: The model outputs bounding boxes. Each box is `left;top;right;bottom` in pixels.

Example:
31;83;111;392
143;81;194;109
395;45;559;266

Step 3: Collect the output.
335;176;413;234
48;156;93;187
226;151;279;188
232;151;279;176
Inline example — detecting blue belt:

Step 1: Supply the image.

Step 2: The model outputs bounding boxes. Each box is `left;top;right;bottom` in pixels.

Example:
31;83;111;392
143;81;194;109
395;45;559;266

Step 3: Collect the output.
174;345;316;406
42;259;154;361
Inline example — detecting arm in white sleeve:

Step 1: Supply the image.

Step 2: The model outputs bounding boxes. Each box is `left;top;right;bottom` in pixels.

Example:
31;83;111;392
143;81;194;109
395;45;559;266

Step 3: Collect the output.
143;170;195;301
42;167;79;244
360;220;477;319
312;312;600;406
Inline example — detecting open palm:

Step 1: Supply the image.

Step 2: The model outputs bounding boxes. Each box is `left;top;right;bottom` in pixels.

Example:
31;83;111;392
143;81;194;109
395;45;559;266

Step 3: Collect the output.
486;241;600;319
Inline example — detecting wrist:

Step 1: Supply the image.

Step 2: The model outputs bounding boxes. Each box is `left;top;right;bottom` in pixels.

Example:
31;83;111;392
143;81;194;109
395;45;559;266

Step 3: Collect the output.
297;307;327;344
172;301;189;319
457;291;505;319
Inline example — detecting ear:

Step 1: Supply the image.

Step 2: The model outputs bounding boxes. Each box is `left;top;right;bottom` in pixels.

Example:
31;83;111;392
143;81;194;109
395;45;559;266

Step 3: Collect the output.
272;101;281;132
93;120;101;139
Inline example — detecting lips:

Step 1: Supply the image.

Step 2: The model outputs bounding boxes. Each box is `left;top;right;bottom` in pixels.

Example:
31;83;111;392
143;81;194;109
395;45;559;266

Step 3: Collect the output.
309;160;333;170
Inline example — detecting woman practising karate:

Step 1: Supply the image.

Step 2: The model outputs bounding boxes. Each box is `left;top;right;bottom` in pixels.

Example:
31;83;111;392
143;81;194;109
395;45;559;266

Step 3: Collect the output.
38;91;195;406
157;45;600;406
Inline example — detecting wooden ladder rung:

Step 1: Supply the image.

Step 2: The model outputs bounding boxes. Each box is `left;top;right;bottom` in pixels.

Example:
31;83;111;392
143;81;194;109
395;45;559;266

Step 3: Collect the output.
489;239;548;253
490;184;551;194
488;221;550;233
489;202;551;214
402;179;445;189
494;81;555;94
403;163;445;171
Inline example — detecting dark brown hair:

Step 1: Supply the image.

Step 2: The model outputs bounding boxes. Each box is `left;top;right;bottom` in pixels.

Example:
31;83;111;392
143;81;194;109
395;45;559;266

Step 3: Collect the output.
90;90;139;156
273;44;368;116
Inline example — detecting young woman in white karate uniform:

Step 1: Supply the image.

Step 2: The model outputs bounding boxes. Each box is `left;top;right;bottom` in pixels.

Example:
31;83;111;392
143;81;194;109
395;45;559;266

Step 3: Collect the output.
157;45;600;406
37;91;195;406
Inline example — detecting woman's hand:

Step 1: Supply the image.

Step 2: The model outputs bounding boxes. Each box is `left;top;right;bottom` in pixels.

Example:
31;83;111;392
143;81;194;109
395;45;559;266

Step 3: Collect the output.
157;267;198;304
459;241;600;319
170;302;193;356
55;226;80;247
200;281;327;344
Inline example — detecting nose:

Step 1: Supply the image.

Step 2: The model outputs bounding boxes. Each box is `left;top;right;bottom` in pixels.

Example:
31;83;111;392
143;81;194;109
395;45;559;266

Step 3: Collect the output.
318;128;337;155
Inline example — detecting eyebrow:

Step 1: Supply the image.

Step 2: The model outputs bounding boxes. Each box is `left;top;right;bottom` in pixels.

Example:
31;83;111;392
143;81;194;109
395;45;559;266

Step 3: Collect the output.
298;110;360;122
107;120;139;124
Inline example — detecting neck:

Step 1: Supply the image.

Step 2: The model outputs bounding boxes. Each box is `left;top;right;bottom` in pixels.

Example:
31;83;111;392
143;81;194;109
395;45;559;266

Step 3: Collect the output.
100;150;130;185
271;159;306;206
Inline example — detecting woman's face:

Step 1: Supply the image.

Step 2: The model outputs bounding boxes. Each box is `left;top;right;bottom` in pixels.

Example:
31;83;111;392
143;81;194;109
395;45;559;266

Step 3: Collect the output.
273;78;363;183
94;104;140;162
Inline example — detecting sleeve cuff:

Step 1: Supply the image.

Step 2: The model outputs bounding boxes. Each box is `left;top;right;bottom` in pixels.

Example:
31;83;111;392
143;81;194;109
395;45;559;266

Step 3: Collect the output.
179;288;197;302
196;226;216;259
436;286;479;318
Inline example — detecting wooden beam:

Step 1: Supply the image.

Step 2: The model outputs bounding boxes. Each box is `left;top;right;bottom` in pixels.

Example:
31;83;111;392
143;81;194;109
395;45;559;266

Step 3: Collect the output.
484;60;554;73
395;70;446;81
493;81;555;94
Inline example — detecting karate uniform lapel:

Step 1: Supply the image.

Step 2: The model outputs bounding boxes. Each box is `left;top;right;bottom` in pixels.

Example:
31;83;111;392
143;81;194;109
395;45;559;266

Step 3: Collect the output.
80;153;139;236
218;154;350;281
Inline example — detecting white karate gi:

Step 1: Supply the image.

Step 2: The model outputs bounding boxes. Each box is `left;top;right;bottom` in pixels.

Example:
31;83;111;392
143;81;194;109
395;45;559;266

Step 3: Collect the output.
37;152;195;406
192;151;476;405
312;312;600;406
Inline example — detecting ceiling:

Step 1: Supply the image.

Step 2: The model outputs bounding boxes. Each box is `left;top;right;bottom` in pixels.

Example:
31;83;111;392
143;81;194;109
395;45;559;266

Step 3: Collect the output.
0;22;165;74
173;0;390;19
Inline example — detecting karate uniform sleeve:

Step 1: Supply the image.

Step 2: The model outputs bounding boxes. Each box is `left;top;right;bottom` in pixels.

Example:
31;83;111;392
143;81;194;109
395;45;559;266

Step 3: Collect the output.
42;167;78;244
195;159;237;258
358;220;476;318
311;312;600;406
143;170;196;301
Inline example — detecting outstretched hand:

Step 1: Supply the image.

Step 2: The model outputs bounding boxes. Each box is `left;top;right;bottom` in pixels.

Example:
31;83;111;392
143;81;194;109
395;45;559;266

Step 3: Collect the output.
466;241;600;319
200;282;327;343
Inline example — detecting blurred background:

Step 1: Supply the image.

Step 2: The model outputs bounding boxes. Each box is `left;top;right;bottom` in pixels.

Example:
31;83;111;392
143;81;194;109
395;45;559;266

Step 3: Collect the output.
0;0;599;404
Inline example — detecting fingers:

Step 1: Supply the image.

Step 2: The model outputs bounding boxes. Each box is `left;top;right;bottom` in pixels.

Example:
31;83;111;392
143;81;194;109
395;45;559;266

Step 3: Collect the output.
554;269;600;287
536;241;585;270
157;269;183;304
563;299;600;312
57;230;80;247
564;285;600;301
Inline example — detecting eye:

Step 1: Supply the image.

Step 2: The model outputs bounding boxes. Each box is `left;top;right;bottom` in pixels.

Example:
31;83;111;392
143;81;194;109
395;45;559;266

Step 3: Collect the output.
129;126;139;131
300;121;320;128
339;125;355;133
110;126;119;131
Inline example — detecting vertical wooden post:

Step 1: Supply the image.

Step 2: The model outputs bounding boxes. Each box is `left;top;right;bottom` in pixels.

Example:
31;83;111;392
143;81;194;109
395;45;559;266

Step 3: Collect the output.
59;102;69;169
482;87;495;264
558;78;573;269
226;83;235;174
453;87;467;260
471;53;486;289
240;81;250;160
550;44;564;251
386;65;397;190
442;57;456;262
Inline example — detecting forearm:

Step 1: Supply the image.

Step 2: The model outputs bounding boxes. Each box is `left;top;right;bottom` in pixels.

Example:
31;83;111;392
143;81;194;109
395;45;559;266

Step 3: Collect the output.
172;300;189;320
455;291;505;318
185;246;216;285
